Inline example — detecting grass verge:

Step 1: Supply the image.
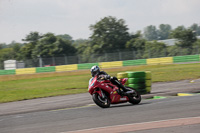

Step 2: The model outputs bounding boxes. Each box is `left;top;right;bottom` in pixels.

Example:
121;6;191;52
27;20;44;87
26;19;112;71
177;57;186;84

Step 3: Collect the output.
0;63;200;103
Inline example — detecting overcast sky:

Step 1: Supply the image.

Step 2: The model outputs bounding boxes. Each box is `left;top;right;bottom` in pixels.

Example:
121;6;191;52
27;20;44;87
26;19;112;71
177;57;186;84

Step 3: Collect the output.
0;0;200;44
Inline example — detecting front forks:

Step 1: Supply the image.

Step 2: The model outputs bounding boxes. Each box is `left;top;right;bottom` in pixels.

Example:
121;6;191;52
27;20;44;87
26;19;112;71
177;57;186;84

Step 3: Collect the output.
100;89;106;99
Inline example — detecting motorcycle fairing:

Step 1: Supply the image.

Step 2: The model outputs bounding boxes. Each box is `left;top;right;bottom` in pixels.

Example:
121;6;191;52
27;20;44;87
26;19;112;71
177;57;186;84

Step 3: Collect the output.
88;76;129;104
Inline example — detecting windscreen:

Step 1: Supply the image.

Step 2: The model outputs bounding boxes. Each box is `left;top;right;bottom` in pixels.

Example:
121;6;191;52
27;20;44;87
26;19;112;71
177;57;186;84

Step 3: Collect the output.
89;77;94;85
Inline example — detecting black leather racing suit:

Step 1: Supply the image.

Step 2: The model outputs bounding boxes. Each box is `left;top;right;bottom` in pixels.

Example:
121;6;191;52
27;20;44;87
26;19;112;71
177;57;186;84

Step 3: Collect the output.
98;71;127;93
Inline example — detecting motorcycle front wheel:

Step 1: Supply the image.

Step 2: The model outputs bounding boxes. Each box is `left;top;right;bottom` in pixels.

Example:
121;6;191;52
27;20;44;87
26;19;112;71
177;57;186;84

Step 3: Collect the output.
92;93;110;108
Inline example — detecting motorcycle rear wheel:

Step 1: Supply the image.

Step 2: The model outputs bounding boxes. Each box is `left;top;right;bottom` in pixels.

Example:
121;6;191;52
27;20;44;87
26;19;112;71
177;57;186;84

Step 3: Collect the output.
127;87;141;104
92;93;110;108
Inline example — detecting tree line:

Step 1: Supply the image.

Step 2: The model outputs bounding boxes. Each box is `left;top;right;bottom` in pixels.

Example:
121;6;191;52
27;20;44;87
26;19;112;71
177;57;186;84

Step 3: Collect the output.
0;16;200;69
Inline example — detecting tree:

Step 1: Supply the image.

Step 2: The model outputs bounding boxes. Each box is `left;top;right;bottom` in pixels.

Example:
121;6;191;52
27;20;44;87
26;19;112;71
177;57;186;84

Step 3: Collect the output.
22;31;42;44
125;31;146;59
190;23;200;36
20;43;35;59
157;24;172;40
167;45;190;56
32;33;57;58
8;41;23;60
192;39;200;54
57;34;73;42
31;33;76;58
20;32;43;59
143;41;167;58
53;38;77;56
73;39;89;47
143;25;158;41
0;43;7;49
0;48;15;69
170;26;197;48
89;16;130;53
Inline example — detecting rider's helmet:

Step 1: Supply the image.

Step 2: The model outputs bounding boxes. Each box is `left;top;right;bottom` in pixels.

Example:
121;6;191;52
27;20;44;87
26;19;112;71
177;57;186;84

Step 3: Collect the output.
90;65;100;77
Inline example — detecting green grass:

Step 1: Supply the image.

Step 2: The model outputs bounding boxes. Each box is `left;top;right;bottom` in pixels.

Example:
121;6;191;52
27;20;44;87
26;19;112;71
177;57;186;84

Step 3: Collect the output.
0;63;200;103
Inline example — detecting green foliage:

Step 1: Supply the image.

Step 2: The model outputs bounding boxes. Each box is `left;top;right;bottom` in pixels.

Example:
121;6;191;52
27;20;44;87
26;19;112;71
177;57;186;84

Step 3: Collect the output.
143;25;158;41
0;43;7;49
192;39;200;54
170;26;197;48
167;45;191;56
21;32;77;59
190;23;200;36
8;42;23;60
144;24;172;41
158;24;172;40
143;41;167;58
126;36;146;59
20;43;35;59
89;16;131;53
32;33;57;58
73;39;89;47
0;48;15;69
22;31;42;44
57;34;73;41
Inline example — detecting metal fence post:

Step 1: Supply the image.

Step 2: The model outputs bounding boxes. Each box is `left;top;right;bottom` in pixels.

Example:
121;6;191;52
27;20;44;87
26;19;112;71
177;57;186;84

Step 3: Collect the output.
105;53;108;62
148;49;151;58
64;54;68;65
165;47;167;57
39;56;43;67
118;50;122;61
132;49;135;60
78;55;81;64
52;56;55;66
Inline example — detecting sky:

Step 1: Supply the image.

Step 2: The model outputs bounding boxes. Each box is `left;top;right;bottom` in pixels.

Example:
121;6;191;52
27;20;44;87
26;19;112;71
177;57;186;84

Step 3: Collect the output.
0;0;200;44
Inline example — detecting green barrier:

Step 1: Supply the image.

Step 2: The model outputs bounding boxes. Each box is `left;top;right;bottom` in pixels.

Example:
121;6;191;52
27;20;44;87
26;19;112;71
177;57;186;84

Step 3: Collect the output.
128;83;146;90
128;78;145;84
125;71;152;94
36;66;56;73
145;71;152;80
185;55;200;62
78;63;99;70
173;55;200;63
123;59;146;66
173;56;186;63
127;71;146;78
0;69;16;75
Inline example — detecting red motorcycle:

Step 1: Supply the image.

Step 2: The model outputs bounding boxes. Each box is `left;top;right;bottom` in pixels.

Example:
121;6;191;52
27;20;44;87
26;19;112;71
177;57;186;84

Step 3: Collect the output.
88;75;141;108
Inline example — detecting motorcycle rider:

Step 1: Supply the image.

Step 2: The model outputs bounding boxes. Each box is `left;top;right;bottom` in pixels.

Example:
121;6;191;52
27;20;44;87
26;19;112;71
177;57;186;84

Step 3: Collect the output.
90;65;132;96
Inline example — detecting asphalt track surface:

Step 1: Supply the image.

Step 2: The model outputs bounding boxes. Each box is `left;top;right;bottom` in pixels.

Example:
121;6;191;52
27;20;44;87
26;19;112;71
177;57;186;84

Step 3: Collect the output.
0;79;200;133
0;94;200;133
0;79;200;116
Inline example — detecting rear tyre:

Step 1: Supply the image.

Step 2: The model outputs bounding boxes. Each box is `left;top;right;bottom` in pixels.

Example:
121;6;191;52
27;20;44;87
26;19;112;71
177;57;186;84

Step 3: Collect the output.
92;93;110;108
126;87;141;104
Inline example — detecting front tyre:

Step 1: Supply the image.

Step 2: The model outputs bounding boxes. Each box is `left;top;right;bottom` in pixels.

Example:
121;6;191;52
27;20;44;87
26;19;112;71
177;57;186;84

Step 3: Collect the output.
92;93;110;108
127;87;141;104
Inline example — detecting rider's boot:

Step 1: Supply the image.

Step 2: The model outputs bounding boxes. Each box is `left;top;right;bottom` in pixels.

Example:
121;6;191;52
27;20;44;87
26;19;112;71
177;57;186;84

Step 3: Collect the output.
113;77;134;95
118;84;134;94
116;89;125;97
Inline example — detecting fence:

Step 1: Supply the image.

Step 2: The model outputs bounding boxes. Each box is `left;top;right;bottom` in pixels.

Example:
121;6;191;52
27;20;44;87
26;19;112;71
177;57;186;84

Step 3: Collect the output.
0;46;200;70
8;46;200;69
0;54;199;76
